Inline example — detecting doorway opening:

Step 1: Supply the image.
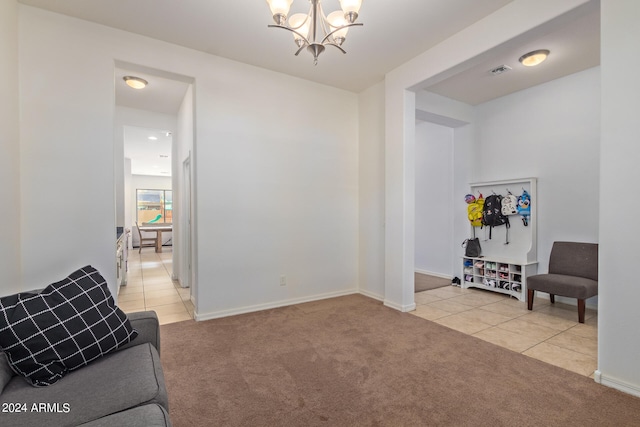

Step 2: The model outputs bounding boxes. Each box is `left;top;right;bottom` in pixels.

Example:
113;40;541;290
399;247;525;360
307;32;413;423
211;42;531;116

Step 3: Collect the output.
114;61;196;321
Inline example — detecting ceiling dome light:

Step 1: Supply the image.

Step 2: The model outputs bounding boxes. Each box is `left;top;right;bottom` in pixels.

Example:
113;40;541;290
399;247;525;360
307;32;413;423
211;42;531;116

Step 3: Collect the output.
519;49;550;67
123;76;148;89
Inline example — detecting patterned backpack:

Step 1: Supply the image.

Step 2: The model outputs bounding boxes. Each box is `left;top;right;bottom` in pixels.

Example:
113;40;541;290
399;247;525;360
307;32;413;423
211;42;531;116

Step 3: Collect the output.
482;194;510;242
501;191;518;216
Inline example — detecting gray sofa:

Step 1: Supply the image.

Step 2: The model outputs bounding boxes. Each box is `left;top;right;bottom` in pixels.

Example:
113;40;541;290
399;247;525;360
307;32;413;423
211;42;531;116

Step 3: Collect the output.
0;311;171;427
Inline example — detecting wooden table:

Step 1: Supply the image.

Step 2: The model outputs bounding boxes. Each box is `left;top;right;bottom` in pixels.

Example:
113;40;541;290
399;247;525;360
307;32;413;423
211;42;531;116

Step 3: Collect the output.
139;223;172;253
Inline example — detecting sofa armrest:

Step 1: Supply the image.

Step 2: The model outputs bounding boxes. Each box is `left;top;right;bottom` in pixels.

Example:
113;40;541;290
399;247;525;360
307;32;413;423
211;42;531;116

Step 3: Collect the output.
118;311;161;355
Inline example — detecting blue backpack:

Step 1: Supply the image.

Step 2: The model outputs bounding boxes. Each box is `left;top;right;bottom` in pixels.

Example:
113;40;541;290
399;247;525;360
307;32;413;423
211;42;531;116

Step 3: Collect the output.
517;190;531;226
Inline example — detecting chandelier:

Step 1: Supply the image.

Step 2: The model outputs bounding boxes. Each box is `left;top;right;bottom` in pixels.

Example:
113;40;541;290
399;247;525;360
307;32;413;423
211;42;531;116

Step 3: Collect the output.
265;0;363;65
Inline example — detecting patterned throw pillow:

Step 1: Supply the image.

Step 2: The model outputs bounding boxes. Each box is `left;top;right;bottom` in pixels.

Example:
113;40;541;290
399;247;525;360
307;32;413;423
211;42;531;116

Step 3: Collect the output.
0;266;137;386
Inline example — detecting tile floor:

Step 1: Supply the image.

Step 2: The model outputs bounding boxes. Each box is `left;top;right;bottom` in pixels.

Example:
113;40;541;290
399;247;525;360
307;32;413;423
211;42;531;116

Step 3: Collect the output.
411;284;598;377
117;247;195;325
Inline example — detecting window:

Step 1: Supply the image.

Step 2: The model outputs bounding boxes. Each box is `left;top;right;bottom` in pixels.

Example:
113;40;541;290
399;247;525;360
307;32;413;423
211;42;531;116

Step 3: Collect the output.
136;189;172;224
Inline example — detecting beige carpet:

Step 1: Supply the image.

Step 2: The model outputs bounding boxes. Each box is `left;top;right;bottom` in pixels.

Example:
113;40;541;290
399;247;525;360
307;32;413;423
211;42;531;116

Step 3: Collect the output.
415;272;451;292
160;295;640;426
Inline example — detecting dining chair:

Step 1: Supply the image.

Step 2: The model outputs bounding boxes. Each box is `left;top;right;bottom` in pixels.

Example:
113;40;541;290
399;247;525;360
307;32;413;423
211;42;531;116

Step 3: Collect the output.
136;222;159;253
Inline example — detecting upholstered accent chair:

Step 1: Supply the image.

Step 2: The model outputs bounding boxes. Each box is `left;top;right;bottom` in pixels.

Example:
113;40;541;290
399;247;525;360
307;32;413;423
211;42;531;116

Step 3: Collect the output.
527;241;598;323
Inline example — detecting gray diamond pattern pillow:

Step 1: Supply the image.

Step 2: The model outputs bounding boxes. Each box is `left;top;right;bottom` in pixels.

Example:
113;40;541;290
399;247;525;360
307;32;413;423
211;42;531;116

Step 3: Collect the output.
0;266;137;386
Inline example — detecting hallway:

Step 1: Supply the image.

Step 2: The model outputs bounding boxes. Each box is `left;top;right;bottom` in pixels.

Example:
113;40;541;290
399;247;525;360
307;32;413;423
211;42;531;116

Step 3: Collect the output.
118;247;194;325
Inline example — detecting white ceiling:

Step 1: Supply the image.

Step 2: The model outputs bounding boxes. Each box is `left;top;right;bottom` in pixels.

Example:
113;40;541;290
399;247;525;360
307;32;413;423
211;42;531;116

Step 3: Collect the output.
19;0;601;102
19;0;600;173
425;5;600;105
123;126;173;177
20;0;515;94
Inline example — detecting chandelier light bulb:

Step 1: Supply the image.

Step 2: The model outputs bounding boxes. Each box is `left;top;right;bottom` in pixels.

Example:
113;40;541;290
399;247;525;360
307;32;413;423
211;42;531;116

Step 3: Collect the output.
266;0;294;24
339;0;362;22
289;13;311;45
327;10;349;45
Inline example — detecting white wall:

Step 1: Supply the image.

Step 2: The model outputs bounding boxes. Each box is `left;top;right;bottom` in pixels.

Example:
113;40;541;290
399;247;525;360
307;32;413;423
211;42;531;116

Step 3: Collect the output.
19;7;117;294
473;67;600;285
173;84;194;289
598;0;640;397
194;65;359;319
358;81;386;300
0;0;21;295
18;6;359;317
414;121;454;277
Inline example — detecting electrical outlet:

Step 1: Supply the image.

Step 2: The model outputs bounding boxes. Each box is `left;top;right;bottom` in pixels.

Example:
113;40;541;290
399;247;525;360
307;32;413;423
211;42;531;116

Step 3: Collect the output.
280;275;286;286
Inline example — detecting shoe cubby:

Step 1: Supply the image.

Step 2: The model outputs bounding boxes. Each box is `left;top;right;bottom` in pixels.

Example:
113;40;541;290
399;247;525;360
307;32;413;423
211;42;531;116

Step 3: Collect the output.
461;256;536;301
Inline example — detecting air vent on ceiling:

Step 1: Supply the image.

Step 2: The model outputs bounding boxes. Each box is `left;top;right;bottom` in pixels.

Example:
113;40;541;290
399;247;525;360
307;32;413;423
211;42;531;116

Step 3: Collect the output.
490;65;512;75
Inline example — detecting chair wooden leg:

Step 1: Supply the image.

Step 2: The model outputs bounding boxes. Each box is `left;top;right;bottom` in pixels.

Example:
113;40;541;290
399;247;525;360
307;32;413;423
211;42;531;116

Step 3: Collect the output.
549;294;555;304
578;299;586;323
527;289;534;310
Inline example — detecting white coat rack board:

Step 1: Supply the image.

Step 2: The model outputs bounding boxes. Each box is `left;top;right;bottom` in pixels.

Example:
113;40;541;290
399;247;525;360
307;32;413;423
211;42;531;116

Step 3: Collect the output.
462;178;538;301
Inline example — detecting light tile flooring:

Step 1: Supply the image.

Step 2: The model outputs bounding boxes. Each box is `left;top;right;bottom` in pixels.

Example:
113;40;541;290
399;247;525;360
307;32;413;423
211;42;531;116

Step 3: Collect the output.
410;285;598;377
117;247;195;325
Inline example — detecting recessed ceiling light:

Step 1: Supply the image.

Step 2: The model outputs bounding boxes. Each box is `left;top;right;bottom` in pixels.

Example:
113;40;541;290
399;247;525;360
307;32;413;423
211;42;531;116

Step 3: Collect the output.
123;76;148;89
519;49;550;67
148;136;158;140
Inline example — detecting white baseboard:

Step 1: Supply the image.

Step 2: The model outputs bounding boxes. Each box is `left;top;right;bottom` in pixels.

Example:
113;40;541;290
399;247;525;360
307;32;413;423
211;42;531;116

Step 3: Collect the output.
414;269;452;280
594;370;640;398
383;299;416;312
358;288;384;302
194;288;359;321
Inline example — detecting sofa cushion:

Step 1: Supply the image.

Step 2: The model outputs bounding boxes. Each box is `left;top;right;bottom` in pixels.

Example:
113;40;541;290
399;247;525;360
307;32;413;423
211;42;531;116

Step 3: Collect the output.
0;342;167;427
0;266;137;386
77;403;172;427
0;352;14;393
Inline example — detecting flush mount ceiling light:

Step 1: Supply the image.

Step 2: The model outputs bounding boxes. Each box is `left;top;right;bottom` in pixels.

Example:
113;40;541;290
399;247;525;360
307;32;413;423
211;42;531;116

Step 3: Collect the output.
123;76;148;89
265;0;363;65
519;49;550;67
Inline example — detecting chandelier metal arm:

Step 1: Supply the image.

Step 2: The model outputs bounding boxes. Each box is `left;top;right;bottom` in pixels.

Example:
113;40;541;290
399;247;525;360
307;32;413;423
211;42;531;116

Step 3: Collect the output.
268;24;312;47
322;43;347;55
294;44;307;56
320;22;363;45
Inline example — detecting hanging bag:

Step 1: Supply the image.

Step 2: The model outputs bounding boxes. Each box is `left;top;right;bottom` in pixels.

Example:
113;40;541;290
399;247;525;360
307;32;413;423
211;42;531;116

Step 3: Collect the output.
482;193;511;243
462;238;482;257
501;191;518;216
466;193;484;228
517;189;531;226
